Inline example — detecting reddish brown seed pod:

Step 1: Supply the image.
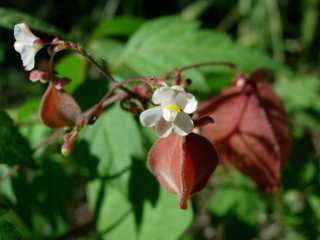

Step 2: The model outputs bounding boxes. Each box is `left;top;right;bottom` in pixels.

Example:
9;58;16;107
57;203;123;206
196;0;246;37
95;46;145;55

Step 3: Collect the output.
40;83;82;128
197;69;290;191
148;133;219;209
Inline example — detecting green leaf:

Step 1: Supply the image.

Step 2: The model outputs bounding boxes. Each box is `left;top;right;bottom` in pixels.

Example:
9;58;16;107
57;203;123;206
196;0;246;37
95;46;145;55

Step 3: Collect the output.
55;54;86;93
209;170;266;225
307;194;320;220
93;16;144;38
69;140;99;179
0;164;17;203
20;124;50;152
90;39;125;63
274;73;320;133
87;180;193;240
0;111;34;167
283;230;306;240
181;0;212;20
0;218;23;240
81;104;191;240
0;7;65;37
114;16;283;94
29;159;70;237
274;74;320;112
0;210;30;239
15;99;40;123
209;187;237;216
81;104;144;192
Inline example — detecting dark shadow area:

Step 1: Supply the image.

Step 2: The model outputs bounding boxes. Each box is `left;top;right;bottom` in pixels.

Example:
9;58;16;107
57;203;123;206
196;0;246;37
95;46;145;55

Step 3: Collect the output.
222;216;257;240
282;136;316;190
70;140;99;180
11;158;73;236
73;78;109;111
128;158;160;232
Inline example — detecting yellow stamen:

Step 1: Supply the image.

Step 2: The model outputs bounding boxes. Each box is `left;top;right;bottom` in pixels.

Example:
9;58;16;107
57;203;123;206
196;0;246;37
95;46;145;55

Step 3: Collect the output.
164;104;181;112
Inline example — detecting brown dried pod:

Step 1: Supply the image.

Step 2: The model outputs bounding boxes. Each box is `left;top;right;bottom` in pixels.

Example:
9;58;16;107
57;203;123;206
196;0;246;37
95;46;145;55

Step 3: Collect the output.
148;133;219;209
197;69;290;191
40;83;82;128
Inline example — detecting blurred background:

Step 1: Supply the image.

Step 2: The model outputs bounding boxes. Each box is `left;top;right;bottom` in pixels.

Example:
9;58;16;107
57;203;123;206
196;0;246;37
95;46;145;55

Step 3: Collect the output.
0;0;319;239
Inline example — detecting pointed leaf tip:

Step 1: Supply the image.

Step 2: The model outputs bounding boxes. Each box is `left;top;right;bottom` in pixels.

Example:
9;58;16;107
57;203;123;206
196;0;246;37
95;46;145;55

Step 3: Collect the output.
148;133;219;209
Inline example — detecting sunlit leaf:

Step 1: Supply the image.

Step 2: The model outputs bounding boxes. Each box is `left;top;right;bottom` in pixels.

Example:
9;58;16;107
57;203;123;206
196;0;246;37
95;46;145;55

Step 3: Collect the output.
114;16;283;94
15;99;40;123
55;54;86;93
87;180;193;240
81;104;144;192
90;39;125;63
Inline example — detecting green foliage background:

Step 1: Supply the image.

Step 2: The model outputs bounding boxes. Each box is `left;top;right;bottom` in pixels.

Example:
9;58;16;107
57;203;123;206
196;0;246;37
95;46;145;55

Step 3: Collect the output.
0;0;319;239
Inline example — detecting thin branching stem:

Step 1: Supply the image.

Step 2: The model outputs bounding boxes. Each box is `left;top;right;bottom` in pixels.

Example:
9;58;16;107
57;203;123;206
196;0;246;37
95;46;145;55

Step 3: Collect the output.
0;165;19;182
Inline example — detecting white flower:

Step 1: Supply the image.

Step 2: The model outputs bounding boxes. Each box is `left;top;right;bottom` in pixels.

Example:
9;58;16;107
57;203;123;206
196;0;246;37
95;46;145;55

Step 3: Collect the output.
13;23;44;71
140;85;198;138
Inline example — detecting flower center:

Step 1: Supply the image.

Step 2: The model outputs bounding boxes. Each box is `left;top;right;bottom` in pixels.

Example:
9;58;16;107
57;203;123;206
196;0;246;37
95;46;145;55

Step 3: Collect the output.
164;104;181;112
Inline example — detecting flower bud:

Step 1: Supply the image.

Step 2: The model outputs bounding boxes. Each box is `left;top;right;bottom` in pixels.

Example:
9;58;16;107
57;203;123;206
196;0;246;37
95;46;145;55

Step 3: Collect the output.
61;142;73;156
197;69;290;191
40;83;82;128
51;37;64;45
148;133;219;209
29;70;48;83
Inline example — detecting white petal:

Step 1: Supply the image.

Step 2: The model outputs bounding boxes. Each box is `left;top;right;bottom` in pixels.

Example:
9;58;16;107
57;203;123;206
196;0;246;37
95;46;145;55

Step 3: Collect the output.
14;41;24;52
171;85;185;92
152;87;175;105
173;112;194;136
162;108;178;122
14;23;38;43
20;46;37;71
139;107;162;127
176;92;198;114
155;119;173;138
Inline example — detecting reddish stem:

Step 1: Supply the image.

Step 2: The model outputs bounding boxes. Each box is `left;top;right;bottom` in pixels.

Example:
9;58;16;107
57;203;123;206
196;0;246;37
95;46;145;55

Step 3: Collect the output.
0;165;19;182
